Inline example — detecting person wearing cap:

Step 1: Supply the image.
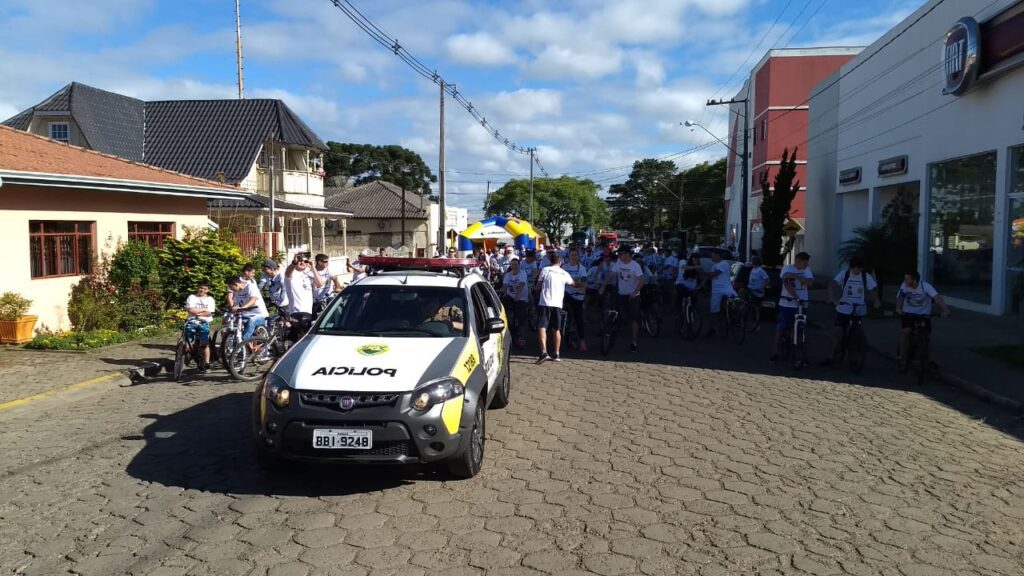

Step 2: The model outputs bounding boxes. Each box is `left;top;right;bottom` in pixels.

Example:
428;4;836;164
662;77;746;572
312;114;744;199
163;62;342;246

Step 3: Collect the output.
258;258;289;311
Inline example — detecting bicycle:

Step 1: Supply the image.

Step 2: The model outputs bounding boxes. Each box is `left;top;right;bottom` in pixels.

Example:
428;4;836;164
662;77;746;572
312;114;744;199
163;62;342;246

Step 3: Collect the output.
899;313;933;385
640;284;661;338
676;289;703;340
777;298;808;369
225;311;311;381
837;304;867;374
219;309;269;377
599;290;623;356
721;295;756;345
173;319;209;382
739;287;763;333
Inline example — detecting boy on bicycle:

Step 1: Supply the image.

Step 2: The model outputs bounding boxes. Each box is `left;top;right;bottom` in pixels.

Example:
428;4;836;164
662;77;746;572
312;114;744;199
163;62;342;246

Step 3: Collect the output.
185;281;216;369
707;251;736;338
600;246;644;352
228;275;269;343
826;256;879;365
771;251;813;363
896;271;950;370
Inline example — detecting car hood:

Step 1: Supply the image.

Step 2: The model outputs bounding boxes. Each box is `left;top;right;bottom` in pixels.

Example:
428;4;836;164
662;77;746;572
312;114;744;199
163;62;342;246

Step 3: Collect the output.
278;334;463;393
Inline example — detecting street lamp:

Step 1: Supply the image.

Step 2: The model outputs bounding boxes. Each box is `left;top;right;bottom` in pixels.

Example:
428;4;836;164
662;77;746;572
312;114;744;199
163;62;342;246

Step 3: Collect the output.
682;119;748;259
652;178;683;230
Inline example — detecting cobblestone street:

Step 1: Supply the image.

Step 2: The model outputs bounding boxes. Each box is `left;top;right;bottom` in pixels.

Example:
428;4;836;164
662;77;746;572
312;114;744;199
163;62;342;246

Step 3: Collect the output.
2;328;1024;576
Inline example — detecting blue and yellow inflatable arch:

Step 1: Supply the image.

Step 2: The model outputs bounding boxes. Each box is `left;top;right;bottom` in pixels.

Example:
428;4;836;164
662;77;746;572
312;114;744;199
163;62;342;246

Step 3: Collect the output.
458;216;540;251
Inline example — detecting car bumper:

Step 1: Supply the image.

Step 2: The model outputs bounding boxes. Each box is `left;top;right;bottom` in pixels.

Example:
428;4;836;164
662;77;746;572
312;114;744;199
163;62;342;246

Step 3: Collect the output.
252;389;467;465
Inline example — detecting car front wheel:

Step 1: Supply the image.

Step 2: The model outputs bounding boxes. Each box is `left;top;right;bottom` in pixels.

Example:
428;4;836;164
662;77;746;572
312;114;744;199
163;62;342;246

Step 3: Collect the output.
448;398;485;479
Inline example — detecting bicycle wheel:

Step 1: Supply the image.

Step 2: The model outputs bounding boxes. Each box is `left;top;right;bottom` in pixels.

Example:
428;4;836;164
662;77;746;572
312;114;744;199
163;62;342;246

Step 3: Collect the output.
226;337;276;381
730;302;746;345
642;304;660;338
744;301;761;332
793;322;806;369
915;332;929;386
600;316;617;356
173;340;186;382
848;327;865;374
219;332;238;369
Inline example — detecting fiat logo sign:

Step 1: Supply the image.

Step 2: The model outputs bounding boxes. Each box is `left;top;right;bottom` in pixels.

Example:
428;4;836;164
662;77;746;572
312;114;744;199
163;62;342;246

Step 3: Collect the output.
942;17;980;96
339;396;355;410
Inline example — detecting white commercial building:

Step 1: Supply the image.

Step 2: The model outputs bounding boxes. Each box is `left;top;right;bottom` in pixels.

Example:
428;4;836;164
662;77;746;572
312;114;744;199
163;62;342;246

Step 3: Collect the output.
806;0;1024;315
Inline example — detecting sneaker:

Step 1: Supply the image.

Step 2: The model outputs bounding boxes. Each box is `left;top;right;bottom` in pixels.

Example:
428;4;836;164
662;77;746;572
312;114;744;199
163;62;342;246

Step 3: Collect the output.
769;354;778;364
535;353;550;364
552;354;561;362
578;340;588;352
630;343;638;353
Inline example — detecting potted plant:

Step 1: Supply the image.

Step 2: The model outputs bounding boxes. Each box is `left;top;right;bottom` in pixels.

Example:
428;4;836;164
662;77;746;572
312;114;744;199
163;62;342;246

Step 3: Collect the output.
0;292;37;344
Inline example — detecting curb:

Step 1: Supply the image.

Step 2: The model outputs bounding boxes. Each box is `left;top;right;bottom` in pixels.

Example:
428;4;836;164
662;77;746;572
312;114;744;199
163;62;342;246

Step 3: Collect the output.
0;371;135;413
868;344;1024;412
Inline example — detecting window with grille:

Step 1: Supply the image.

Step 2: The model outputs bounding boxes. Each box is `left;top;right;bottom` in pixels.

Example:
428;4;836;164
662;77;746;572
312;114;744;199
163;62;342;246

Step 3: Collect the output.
49;122;69;143
29;221;94;279
128;221;175;248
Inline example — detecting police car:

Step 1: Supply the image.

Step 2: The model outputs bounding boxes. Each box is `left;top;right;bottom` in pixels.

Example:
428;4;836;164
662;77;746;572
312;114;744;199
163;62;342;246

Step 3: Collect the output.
252;257;511;478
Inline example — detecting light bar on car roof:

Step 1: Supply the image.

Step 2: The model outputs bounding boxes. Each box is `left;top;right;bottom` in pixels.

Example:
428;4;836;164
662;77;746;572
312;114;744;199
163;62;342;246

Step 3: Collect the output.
359;257;478;272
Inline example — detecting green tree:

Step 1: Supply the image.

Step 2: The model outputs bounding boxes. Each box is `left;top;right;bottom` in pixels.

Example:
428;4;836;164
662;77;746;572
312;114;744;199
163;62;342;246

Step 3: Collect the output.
158;228;247;307
607;158;678;238
109;240;160;292
324;142;437;198
759;147;800;267
674;158;727;240
484;176;609;240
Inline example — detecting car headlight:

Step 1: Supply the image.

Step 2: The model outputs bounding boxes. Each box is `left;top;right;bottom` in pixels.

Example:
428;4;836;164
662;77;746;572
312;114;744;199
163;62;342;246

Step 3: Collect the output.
411;377;464;412
261;372;291;409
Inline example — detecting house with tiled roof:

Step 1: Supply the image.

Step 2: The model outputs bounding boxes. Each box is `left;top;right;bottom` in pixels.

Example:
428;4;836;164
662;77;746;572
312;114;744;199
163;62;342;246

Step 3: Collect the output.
0;125;247;330
325;180;438;257
3;82;350;260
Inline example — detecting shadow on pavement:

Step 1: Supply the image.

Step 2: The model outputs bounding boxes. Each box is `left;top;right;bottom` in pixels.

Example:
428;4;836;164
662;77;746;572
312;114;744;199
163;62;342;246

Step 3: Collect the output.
518;303;1024;443
124;392;444;496
140;343;177;352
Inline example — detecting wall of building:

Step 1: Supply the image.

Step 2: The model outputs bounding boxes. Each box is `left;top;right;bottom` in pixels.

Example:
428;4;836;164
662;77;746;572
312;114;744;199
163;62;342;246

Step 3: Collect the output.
805;70;843;276
325;218;433;259
27;116;86;147
0;184;209;330
808;0;1024;313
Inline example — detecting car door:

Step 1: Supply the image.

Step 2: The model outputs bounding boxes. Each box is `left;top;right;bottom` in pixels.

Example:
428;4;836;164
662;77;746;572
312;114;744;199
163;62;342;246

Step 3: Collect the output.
470;283;499;390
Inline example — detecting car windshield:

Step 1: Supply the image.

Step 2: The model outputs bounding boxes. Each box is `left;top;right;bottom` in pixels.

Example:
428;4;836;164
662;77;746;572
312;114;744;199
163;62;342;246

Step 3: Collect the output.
315;285;468;338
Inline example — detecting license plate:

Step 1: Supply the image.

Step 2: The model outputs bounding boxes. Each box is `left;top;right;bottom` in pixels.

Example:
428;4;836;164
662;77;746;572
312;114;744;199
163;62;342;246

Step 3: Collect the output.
761;301;776;308
312;429;372;449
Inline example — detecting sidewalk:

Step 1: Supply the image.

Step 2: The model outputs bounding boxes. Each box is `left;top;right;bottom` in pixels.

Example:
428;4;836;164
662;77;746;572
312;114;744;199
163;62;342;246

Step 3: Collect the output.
805;289;1024;410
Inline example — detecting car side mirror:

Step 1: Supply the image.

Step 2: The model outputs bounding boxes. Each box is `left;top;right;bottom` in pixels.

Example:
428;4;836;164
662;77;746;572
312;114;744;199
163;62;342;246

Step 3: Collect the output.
485;317;505;334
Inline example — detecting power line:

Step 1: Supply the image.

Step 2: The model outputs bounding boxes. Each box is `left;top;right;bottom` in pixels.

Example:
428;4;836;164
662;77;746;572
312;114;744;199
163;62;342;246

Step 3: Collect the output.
326;0;550;177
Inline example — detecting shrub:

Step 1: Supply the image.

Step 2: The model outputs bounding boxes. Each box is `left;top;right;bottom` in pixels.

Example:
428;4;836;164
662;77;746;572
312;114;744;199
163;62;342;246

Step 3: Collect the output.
159;227;247;308
110;241;161;292
116;286;164;331
25;326;165;350
68;256;120;331
0;292;33;320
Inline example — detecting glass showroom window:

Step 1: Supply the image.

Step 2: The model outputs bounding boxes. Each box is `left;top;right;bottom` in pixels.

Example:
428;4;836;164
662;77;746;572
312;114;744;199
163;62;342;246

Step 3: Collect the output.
1008;146;1024;314
928;151;997;304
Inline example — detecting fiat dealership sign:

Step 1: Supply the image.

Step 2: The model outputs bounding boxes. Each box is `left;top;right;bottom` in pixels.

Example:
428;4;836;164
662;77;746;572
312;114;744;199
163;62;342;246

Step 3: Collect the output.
942;17;980;96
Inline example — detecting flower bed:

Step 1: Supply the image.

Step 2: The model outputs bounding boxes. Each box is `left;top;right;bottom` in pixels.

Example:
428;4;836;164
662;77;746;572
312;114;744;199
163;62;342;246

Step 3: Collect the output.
25;326;169;351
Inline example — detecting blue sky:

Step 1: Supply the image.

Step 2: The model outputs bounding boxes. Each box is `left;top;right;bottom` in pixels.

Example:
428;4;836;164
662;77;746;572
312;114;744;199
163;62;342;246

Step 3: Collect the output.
0;0;919;216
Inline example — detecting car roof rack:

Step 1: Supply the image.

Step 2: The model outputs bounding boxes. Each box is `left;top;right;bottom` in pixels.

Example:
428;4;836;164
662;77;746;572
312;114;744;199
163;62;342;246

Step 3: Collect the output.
360;256;477;278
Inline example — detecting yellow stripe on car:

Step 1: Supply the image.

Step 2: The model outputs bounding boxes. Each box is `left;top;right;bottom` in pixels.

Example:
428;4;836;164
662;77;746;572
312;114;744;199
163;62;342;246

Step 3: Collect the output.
450;339;479;385
440;396;464;434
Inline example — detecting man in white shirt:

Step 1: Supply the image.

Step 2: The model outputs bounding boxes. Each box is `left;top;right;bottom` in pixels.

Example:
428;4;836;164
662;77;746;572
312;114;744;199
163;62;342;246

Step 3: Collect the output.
600;246;644;352
313;253;342;316
259;259;289;311
347;250;368;283
707;251;737;337
184;281;216;369
286;254;324;316
896;271;950;368
827;256;879;365
771;251;814;363
747;256;770;303
501;258;530;347
535;252;576;363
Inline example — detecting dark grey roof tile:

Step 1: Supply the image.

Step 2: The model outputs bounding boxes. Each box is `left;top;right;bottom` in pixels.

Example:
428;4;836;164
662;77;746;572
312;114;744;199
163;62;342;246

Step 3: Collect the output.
324;180;429;219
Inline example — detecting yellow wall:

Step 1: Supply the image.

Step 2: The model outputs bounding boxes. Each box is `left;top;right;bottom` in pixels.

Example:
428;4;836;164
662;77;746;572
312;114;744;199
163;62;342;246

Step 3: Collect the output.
0;184;209;332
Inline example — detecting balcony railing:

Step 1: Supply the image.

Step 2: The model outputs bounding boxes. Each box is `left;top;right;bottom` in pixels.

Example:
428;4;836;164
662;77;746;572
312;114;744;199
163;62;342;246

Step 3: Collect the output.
256;168;324;197
234;231;284;257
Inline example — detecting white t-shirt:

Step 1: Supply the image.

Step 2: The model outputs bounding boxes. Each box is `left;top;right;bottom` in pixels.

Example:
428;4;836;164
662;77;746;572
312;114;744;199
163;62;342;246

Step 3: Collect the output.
897;281;939;316
350;259;367;282
538;266;574;308
610;259;644;296
236;281;269;318
710;260;733;293
503;270;530;302
748;267;769;297
314;266;334;301
661;256;679;281
561;261;587;301
286;269;315;315
835;269;877;316
519;260;539;282
779;264;814;308
186;294;216;323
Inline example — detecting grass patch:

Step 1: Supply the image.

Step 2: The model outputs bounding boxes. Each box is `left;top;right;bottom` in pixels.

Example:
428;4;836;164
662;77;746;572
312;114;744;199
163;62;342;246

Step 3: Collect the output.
973;345;1024;369
25;326;172;351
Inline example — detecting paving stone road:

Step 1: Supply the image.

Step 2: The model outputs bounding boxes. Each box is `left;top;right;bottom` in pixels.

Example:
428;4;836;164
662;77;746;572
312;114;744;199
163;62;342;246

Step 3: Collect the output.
2;324;1024;576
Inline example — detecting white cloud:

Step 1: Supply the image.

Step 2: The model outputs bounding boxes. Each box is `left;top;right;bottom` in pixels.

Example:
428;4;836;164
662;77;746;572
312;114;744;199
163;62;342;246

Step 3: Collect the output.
446;32;518;67
251;89;341;125
487;89;562;122
526;44;624;81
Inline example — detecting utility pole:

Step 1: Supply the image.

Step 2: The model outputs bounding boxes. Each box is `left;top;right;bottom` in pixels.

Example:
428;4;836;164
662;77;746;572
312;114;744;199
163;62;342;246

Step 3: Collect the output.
677;176;684;230
706;96;749;261
437;80;447;253
234;0;244;99
400;184;406;250
268;136;276;234
484;180;491;212
528;148;535;223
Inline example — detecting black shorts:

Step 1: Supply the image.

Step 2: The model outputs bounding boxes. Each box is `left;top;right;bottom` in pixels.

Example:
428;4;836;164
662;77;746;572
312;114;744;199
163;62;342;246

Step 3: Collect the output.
834;312;865;328
537;305;565;330
901;314;931;332
615;295;641;322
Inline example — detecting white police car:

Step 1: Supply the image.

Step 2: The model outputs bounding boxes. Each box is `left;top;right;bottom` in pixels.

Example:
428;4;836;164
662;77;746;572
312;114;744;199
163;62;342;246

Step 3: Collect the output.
252;257;511;478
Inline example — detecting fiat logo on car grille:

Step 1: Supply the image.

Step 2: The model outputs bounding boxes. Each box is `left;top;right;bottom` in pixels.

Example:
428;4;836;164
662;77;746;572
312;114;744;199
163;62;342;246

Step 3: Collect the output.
339;396;355;410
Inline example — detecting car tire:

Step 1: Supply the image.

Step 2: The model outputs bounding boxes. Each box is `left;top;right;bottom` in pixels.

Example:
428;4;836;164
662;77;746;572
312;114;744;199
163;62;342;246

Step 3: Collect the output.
490;363;511;410
448;398;485;479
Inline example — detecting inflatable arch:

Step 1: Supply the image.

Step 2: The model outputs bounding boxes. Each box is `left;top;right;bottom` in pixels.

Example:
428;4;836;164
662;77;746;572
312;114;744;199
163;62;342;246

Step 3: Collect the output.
457;216;540;251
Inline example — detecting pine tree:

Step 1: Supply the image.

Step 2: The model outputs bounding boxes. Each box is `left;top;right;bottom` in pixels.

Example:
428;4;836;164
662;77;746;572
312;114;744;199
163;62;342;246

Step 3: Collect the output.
759;147;800;267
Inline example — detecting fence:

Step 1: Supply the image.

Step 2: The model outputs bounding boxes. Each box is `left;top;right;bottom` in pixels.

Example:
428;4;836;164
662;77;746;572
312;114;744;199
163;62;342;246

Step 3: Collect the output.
233;232;283;257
